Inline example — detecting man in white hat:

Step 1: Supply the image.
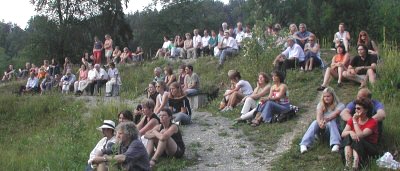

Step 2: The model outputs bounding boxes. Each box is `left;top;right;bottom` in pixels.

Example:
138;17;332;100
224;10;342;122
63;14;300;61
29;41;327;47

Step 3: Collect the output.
85;120;116;171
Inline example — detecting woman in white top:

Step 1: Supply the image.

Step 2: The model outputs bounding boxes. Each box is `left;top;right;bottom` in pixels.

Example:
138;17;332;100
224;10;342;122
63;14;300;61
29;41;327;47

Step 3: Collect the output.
299;87;344;154
333;23;351;52
236;72;271;121
153;81;169;114
304;34;322;71
220;70;253;112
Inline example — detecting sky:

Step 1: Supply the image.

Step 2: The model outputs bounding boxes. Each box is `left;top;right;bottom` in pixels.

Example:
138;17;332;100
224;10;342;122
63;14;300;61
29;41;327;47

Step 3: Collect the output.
0;0;228;29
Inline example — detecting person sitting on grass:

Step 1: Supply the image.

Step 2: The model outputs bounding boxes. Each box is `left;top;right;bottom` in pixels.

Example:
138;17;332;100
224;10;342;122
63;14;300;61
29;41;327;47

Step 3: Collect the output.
137;98;160;136
235;72;271;122
168;82;192;125
220;70;253;112
153;67;165;83
119;47;131;64
342;44;377;88
105;62;120;97
86;120;116;171
74;64;89;95
177;64;187;89
251;70;290;126
340;88;385;140
134;83;159;123
118;110;135;124
92;121;150;171
217;31;239;66
164;66;177;87
145;108;185;169
317;44;350;91
341;98;378;170
273;37;305;70
153;81;169;114
19;72;39;95
60;69;76;94
112;46;122;64
183;65;200;96
299;87;345;154
40;74;53;94
132;46;144;62
2;64;15;81
303;34;322;71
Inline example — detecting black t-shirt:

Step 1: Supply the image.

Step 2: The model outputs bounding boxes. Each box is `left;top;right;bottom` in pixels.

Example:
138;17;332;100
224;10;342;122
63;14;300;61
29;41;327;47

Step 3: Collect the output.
168;97;192;116
350;54;377;74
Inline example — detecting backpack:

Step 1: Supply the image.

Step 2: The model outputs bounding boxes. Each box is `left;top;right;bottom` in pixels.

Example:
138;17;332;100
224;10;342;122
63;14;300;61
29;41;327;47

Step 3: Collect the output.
272;105;299;123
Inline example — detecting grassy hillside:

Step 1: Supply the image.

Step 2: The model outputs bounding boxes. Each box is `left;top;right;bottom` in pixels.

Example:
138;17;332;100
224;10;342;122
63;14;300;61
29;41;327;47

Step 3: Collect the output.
0;40;398;170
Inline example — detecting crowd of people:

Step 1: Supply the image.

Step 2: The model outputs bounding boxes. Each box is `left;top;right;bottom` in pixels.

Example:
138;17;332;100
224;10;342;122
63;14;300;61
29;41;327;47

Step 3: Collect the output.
1;20;386;170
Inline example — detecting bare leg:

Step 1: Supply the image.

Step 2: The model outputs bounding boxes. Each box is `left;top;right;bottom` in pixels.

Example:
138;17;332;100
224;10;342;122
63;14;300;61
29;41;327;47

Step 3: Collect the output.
151;137;178;167
337;66;344;83
352;149;359;169
344;146;353;168
367;69;376;84
146;139;156;157
227;91;238;107
305;60;310;71
308;58;314;70
321;67;332;87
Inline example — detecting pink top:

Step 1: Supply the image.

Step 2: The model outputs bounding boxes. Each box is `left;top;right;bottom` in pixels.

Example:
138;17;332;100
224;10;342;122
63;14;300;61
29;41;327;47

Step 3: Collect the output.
79;70;88;80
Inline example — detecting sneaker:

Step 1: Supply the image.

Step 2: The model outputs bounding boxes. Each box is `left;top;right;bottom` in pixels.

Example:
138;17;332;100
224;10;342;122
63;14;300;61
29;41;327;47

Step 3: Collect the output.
337;82;343;87
221;106;232;112
331;145;340;152
300;145;307;154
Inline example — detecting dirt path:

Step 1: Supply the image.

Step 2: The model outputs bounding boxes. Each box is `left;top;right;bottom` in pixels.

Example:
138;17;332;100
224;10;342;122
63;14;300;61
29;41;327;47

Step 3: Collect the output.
182;93;321;170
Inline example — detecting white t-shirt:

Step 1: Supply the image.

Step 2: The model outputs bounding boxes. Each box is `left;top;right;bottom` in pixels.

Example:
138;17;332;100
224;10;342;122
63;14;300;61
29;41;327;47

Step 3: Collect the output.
88;69;98;81
281;43;305;62
237;80;253;96
193;35;202;48
201;35;210;47
162;41;171;49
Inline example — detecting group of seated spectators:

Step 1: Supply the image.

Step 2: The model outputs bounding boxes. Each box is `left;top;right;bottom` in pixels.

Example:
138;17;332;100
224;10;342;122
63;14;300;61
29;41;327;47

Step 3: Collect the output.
86;65;201;170
152;22;258;66
15;55;121;96
2;20;386;170
299;87;385;170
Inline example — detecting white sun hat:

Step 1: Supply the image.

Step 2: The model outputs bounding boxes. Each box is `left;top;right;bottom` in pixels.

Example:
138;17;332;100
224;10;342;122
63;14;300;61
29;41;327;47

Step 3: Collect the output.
97;120;116;131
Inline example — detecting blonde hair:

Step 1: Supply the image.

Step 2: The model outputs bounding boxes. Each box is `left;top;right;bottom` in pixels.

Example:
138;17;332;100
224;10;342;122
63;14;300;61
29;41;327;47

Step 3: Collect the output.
319;87;340;112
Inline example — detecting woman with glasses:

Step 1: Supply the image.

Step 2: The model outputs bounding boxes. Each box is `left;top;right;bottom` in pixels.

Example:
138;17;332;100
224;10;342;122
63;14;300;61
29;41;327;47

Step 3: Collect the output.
303;34;322;71
154;81;169;114
357;31;378;56
341;98;378;170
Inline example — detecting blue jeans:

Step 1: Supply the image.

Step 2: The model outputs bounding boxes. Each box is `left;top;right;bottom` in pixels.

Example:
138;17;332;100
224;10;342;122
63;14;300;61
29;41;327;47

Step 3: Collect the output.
300;119;341;147
218;47;238;64
173;112;191;125
257;101;290;123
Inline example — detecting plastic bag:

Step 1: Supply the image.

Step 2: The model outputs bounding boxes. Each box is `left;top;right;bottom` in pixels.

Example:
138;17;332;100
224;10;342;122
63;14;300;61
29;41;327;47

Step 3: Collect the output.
376;152;400;170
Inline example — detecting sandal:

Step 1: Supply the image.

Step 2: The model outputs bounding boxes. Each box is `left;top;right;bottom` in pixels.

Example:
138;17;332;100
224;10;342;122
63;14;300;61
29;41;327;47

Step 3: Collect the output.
251;119;261;127
150;158;157;168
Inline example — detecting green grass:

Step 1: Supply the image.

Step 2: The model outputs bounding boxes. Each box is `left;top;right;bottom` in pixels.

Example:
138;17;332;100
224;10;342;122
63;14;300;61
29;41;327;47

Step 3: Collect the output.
0;39;398;170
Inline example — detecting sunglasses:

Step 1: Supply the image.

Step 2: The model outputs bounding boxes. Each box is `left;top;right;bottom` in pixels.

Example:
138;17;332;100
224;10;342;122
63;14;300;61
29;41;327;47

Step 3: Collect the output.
355;107;362;110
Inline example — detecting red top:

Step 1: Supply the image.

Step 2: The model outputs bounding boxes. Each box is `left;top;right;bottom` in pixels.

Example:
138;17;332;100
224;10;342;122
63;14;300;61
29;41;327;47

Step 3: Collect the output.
347;118;378;144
